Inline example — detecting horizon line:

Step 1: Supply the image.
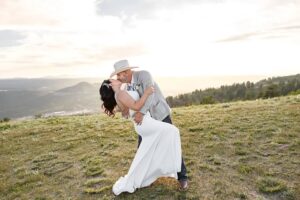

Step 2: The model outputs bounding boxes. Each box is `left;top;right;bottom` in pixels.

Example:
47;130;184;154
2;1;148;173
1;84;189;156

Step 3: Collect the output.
1;73;299;80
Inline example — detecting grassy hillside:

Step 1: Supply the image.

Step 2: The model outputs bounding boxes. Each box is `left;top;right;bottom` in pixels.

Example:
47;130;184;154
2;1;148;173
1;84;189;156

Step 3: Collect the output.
1;95;299;199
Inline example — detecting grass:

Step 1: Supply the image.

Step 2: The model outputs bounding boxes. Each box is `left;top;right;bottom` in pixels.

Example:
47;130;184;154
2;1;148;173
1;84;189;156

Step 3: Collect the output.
0;95;299;199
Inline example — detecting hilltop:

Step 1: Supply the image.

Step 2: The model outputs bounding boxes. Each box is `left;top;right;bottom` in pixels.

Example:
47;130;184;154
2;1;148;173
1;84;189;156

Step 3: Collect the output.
0;95;299;199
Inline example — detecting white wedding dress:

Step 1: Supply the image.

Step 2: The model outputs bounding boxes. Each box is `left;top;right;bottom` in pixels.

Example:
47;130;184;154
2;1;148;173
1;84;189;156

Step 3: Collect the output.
112;90;182;195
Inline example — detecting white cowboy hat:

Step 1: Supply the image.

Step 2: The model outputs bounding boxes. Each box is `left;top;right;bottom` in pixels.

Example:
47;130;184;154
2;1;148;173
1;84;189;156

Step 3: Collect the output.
110;59;139;78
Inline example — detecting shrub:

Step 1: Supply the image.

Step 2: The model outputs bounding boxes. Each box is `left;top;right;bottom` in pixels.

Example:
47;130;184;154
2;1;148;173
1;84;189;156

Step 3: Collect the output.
3;117;10;122
257;177;287;194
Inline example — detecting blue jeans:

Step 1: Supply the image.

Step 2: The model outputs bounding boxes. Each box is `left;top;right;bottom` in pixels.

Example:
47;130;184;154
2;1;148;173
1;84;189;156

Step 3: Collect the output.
137;115;188;181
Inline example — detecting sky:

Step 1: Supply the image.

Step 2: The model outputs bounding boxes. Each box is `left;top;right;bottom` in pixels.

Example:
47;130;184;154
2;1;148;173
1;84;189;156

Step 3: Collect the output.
0;0;299;78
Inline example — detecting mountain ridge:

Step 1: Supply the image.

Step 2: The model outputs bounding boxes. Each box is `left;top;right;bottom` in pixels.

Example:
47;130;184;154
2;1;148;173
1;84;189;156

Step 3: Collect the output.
1;74;299;119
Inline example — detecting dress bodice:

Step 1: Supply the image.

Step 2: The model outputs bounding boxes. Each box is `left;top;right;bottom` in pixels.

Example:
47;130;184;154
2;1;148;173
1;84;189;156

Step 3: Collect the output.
126;90;140;117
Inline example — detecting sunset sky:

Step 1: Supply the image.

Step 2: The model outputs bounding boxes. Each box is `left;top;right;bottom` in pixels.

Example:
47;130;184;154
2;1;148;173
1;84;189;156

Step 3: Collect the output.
0;0;299;78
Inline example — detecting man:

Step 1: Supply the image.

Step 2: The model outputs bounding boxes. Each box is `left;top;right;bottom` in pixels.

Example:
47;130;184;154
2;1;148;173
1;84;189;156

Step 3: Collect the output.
110;59;188;190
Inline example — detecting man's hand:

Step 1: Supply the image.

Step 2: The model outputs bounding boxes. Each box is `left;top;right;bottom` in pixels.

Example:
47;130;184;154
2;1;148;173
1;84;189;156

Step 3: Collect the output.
134;112;144;125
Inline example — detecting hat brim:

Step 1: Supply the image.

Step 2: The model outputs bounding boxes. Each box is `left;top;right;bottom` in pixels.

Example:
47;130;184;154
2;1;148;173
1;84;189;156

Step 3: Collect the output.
110;66;139;78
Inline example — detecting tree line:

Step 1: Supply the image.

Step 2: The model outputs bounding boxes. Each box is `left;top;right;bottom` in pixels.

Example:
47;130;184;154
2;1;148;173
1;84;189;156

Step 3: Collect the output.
166;74;300;107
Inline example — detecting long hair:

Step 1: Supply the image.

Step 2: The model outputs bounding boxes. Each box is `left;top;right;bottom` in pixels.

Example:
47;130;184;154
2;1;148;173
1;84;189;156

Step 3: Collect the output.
99;80;117;117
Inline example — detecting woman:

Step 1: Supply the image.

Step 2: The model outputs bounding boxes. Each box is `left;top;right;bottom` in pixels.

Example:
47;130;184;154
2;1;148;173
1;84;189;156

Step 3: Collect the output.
99;79;182;196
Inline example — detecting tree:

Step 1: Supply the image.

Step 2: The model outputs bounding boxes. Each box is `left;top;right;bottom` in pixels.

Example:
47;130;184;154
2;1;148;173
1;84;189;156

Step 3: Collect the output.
165;74;300;107
200;96;215;104
264;84;280;98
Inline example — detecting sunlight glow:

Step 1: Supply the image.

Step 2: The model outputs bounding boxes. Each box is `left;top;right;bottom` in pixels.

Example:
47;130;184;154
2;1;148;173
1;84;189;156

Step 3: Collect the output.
0;0;299;78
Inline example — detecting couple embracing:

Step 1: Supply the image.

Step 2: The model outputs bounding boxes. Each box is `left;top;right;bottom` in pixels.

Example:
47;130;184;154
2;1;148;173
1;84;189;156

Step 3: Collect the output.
99;59;188;196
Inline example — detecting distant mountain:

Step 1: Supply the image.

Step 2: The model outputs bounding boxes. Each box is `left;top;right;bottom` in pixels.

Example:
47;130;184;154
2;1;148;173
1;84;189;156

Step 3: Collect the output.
0;82;102;119
0;78;103;91
56;82;97;94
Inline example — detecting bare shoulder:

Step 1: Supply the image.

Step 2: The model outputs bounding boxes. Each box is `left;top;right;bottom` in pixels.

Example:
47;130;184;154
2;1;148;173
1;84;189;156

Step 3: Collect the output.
116;91;130;102
117;90;128;97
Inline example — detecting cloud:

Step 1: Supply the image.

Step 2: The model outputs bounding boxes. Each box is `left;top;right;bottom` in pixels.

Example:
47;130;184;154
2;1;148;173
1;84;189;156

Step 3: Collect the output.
216;32;259;43
0;0;107;31
273;25;300;31
95;0;214;19
216;25;300;43
0;0;60;29
0;23;176;77
1;0;300;78
87;44;147;60
0;30;26;47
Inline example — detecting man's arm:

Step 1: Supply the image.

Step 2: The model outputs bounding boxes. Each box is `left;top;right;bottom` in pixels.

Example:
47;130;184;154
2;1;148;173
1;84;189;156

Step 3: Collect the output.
117;87;154;111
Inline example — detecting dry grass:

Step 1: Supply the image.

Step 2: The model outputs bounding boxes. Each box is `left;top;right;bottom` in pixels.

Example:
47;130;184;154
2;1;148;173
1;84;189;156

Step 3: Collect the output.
0;95;299;199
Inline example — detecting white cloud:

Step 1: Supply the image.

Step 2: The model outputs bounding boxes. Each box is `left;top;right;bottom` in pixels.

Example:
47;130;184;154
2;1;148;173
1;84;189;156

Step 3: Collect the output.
0;0;60;29
0;0;299;78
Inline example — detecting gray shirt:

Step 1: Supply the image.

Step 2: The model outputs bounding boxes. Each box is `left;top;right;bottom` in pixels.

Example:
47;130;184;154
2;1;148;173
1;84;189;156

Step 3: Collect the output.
132;70;171;121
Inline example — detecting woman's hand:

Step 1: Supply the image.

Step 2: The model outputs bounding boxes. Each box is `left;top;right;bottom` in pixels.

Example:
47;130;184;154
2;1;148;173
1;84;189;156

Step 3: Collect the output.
145;86;155;96
121;108;129;119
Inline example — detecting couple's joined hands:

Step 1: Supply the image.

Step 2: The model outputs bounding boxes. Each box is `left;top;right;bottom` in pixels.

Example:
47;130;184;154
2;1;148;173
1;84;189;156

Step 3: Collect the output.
135;86;155;125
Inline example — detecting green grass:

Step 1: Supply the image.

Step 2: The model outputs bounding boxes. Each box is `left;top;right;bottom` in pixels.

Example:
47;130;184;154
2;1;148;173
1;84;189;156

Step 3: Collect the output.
0;95;299;199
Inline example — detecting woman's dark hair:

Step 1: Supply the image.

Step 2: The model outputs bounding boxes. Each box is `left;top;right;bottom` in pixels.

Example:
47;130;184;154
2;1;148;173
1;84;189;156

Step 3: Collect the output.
99;80;117;117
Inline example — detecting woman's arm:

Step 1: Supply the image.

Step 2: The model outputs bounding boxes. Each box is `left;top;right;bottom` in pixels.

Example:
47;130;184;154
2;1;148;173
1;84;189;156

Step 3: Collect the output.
117;87;154;111
114;96;130;118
